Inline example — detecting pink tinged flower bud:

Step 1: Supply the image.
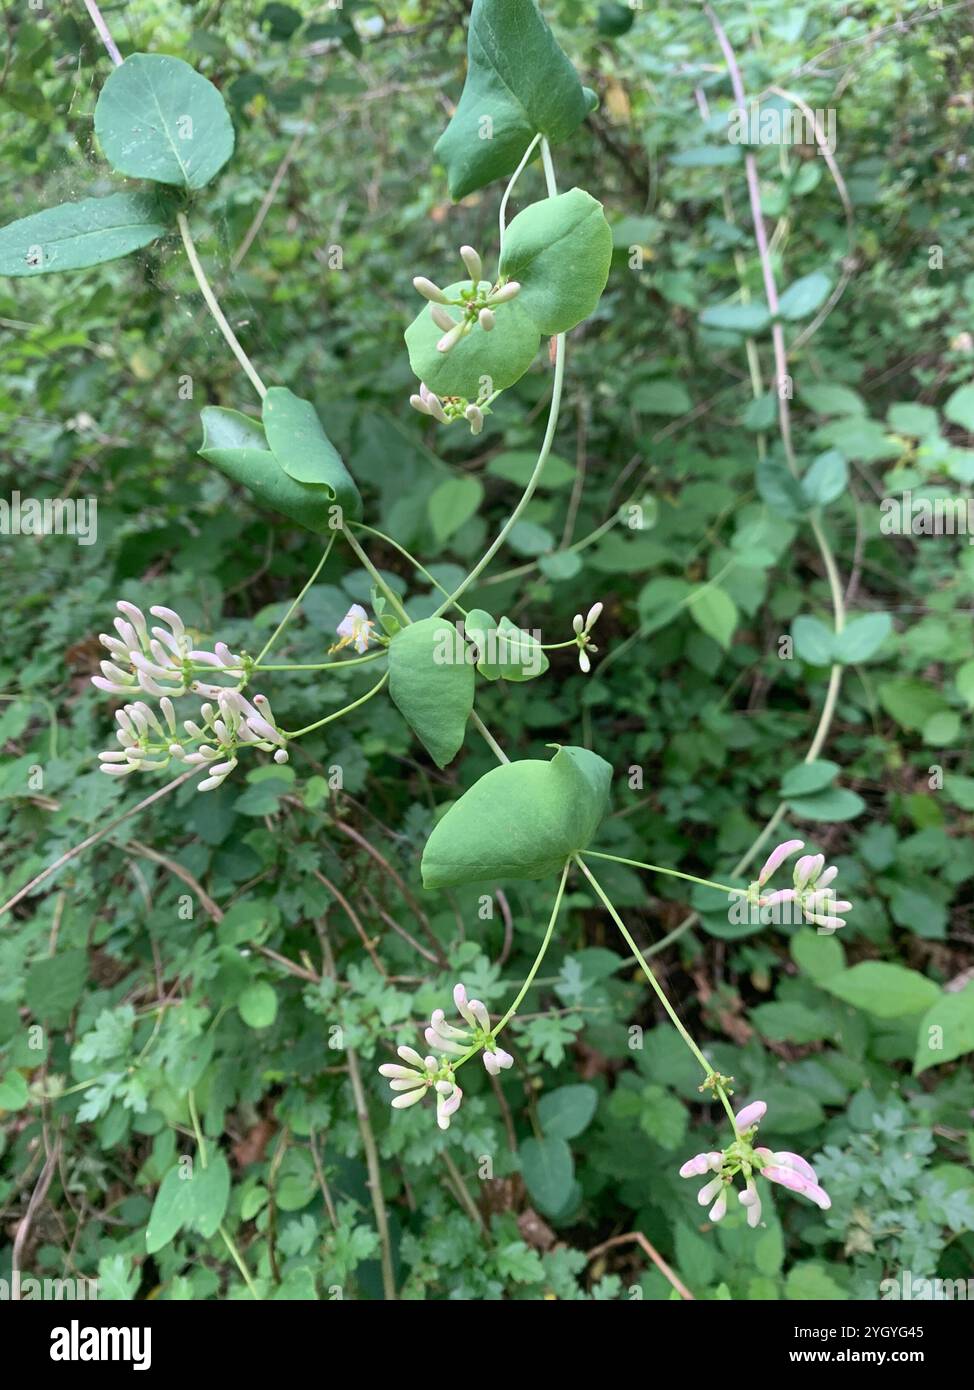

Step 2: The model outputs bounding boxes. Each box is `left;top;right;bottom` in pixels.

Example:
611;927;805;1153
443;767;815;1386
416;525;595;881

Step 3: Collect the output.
735;1100;767;1130
435;1080;463;1130
478;308;495;331
113;617;139;650
410;393;431;415
436;322;466;354
116;601;149;645
794;853;825;890
98;751;129;763
680;1152;719;1178
697;1177;723;1206
816;865;838;889
759;1164;806;1194
488;281;520;304
424;1027;465;1055
378;1064;420;1080
459;245;482;283
739;1183;763;1227
274;748;289;764
150;605;185;638
572;613;585;634
759;888;797;907
483;1047;513;1075
430;1008;469;1041
468;999;491;1031
391;1088;427;1110
397;1045;425;1068
771;1151;818;1182
709;1193;727;1222
430;304;455;333
101;762;140;775
465;404;484;435
388;1078;428;1091
413;275;449;304
808;914;846;932
757;839;804;887
585;602;603;631
453;983;476;1028
579;650;591;673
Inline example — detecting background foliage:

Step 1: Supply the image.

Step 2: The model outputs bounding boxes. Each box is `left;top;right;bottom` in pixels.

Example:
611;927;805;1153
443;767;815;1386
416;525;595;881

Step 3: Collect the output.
1;0;973;1301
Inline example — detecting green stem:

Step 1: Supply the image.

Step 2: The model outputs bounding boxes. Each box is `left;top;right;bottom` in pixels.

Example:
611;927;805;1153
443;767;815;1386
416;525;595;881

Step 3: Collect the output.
431;140;564;618
254;653;385;673
350;521;468;614
341;525;410;625
285;670;389;738
219;1224;260;1299
176;212;267;400
188;1090;207;1168
499;132;543;252
581;849;746;898
255;534;336;663
495;861;570;1035
469;709;510;763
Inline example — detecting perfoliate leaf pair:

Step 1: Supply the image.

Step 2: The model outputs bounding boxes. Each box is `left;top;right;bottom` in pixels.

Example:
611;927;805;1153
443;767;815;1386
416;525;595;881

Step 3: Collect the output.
405;191;612;398
435;0;596;201
422;745;612;887
199;388;361;534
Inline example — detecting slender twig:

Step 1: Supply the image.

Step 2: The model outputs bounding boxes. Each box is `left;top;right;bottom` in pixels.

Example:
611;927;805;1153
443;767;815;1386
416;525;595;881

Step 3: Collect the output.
176;212;267;400
82;0;123;65
586;1232;694;1301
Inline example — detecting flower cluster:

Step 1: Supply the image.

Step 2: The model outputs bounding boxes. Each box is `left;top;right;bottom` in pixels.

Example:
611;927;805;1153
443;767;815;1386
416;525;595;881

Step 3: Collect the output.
750;838;852;932
573;602;603;673
409;380;491;436
378;984;514;1130
93;601;286;791
679;1100;830;1228
93;600;245;699
412;244;522;355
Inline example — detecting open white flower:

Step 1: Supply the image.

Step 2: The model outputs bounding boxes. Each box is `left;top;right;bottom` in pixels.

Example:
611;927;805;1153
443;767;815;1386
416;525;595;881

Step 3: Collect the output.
331;604;374;655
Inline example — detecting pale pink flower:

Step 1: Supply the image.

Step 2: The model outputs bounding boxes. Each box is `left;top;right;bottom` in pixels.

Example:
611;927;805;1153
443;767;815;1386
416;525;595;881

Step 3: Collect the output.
735;1100;767;1130
332;604;374;656
757;839;804;887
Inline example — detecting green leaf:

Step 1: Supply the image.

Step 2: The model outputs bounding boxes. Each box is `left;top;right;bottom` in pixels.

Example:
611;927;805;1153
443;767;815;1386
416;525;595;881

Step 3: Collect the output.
631;379;692;416
786;787;865;822
428;476;484;544
791;930;845;983
94;54;235;190
388;618;475;768
801;448;847;507
944;383;974;432
800;382;866;417
538;1084;598;1140
261;388;361;519
519;1135;574;1215
199;407;343;535
833;612;891;664
238;981;278;1029
404;279;541;399
699;301;771;334
0;1070;29;1111
785;1262;845;1300
779;760;839;797
777;271;832;320
421;744;612;887
877;677;948;732
145;1154;231;1254
434;0;594;201
791;614;833;665
486;449;576;490
688;584;737;649
0;192;169;277
465;609;549;682
497;188;612;335
823;962;940;1019
914;982;974;1074
751;1001;831;1044
25;949;87;1024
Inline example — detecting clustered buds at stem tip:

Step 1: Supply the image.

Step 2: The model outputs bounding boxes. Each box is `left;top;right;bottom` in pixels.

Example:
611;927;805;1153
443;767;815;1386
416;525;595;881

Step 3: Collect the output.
678;1099;830;1229
572;601;604;673
379;982;514;1129
751;838;853;932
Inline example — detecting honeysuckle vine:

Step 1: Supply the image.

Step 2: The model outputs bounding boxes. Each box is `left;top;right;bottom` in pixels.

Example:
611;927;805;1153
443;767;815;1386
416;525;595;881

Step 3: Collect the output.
2;0;864;1258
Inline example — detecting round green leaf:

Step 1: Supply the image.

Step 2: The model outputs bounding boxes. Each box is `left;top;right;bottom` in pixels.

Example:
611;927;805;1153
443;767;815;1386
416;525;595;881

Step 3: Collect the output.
199;407;340;535
262;387;362;519
421;744;612;888
428;475;484;544
434;0;593;201
914;982;974;1074
388;618;475;769
519;1135;575;1215
95;54;235;190
823;962;940;1019
538;1084;598;1139
498;188;612;335
0;192;169;277
404;280;540;399
238;981;278;1029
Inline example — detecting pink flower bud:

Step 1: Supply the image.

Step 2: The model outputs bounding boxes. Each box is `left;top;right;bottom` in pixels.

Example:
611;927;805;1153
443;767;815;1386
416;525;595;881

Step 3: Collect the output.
757;839;804;887
734;1100;767;1130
